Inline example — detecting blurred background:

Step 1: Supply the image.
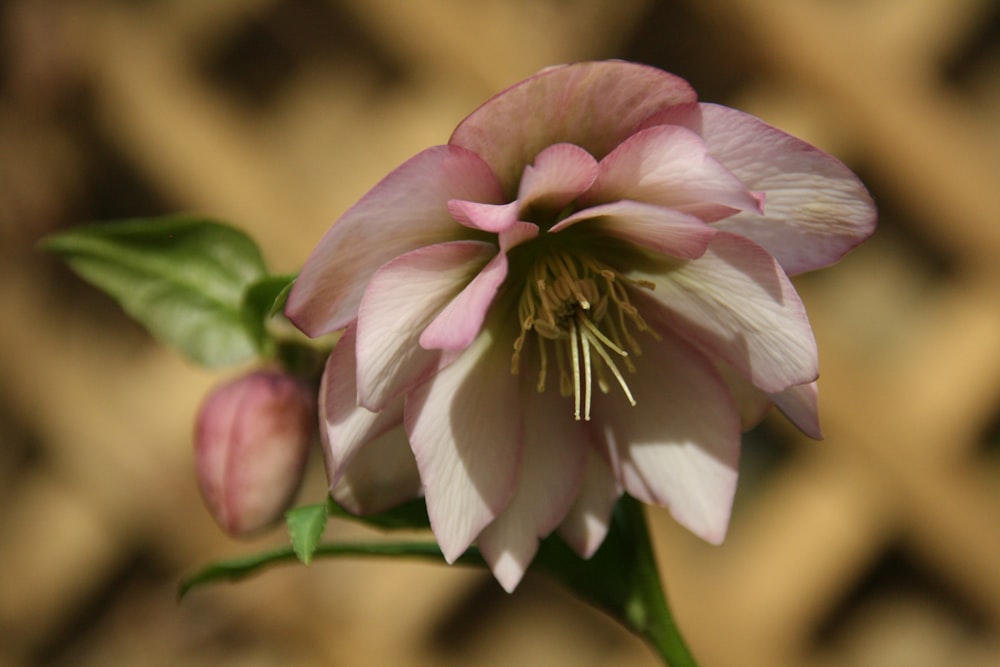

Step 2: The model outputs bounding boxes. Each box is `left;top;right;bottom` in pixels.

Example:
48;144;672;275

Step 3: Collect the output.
1;0;999;665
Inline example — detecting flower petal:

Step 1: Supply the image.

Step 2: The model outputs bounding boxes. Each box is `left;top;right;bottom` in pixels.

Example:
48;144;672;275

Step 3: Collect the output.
286;145;504;336
630;232;818;393
405;324;522;563
557;447;622;559
420;223;539;352
356;241;495;410
584;124;764;218
331;426;422;515
551;200;716;259
699;103;877;275
517;143;599;213
319;324;405;487
590;326;741;544
447;199;520;233
768;381;822;439
477;379;587;592
451;61;696;195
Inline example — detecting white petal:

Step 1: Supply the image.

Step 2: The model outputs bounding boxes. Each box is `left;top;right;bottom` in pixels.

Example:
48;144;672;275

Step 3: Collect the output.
631;232;818;393
557;446;622;558
331;426;422;514
356;241;495;411
319;324;404;486
590;326;741;544
700;103;876;275
477;383;587;591
768;381;822;439
405;324;522;563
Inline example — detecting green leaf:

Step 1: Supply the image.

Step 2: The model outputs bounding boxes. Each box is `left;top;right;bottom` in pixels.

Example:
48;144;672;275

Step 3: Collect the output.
242;273;296;355
533;497;698;666
178;540;480;599
286;503;328;565
43;215;267;367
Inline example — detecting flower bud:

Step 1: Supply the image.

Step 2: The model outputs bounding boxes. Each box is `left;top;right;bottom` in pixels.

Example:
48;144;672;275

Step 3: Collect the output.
194;370;315;537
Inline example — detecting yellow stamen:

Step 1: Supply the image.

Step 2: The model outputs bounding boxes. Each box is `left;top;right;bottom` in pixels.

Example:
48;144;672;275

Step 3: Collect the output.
512;248;654;416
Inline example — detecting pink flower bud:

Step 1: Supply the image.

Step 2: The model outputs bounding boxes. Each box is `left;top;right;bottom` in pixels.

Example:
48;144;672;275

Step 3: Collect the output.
194;370;315;537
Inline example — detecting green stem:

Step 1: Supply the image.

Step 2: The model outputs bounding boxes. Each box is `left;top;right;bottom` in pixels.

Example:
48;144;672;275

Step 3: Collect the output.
618;497;698;666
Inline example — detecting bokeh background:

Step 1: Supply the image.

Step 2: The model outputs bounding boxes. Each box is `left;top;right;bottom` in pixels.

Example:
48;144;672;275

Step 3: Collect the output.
2;1;999;665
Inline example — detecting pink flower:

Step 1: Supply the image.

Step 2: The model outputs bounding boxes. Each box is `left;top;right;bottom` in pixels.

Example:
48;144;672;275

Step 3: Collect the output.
286;61;875;591
195;370;315;537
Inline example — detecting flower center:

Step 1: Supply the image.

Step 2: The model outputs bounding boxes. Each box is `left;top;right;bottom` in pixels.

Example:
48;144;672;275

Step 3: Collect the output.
511;249;658;421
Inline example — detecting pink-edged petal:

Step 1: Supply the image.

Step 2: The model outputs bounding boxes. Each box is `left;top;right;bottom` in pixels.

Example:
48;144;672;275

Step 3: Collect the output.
590;327;741;545
477;381;587;592
420;252;506;351
331;426;422;515
405;324;522;563
768;381;822;439
551;200;716;259
700;103;876;275
319;324;405;486
447;199;520;233
584;124;764;218
356;241;495;411
517;143;599;213
451;61;696;195
420;223;539;352
286;145;504;336
630;232;818;393
557;447;622;558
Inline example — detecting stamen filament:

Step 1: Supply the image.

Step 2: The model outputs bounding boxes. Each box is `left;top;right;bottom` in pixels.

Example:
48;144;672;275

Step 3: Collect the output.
581;320;593;421
583;326;637;407
570;319;581;420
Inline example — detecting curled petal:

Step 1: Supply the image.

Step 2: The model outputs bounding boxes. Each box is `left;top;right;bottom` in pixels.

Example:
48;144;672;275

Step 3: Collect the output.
405;325;522;563
331;426;422;515
286;145;504;336
631;232;818;393
320;324;405;487
447;199;520;233
584;124;764;218
517;143;599;213
768;381;822;439
590;327;741;544
557;447;622;559
451;61;696;195
356;241;495;410
551;200;716;259
477;380;587;592
700;103;876;275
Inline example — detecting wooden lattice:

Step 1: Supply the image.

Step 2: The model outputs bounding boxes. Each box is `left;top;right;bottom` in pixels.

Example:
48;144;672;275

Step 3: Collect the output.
1;1;998;665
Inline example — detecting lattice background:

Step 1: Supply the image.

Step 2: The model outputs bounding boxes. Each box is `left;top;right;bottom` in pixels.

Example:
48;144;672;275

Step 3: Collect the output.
2;1;999;666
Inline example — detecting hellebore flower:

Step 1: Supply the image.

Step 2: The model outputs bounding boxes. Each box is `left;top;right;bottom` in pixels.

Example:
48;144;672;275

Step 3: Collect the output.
286;61;876;591
195;370;314;537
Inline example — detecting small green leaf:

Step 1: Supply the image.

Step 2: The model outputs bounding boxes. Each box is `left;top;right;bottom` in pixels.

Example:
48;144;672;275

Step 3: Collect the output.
43;216;267;367
286;503;328;565
242;273;296;355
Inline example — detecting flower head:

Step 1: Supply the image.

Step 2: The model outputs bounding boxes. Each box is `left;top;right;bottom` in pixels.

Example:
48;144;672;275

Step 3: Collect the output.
286;61;875;591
